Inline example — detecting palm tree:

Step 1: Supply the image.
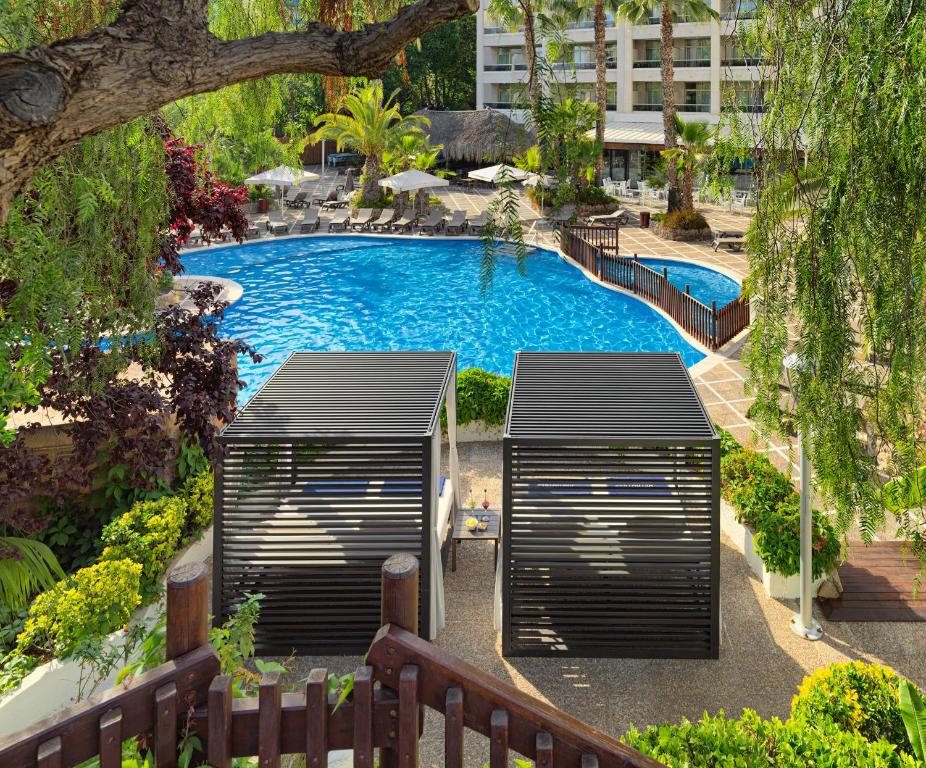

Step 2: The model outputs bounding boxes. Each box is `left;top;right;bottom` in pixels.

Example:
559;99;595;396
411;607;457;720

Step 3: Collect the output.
558;0;620;186
613;0;718;210
661;114;713;208
311;83;427;200
0;536;64;611
383;132;448;214
488;0;545;111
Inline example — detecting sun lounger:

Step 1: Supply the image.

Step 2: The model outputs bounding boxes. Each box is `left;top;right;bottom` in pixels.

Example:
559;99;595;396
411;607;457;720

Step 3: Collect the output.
467;212;488;235
284;191;308;209
390;211;417;232
297;208;320;233
418;211;445;235
712;230;746;252
327;210;350;232
350;208;375;231
587;208;629;226
244;218;264;239
267;212;289;236
371;209;397;231
444;210;467;235
321;193;350;210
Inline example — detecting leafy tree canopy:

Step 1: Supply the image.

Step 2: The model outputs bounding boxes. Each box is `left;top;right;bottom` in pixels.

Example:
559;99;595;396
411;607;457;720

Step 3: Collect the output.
738;0;926;556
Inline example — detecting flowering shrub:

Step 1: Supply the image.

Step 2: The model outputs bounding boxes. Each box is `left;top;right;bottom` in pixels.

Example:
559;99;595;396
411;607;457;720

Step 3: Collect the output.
791;661;913;752
15;559;142;657
101;497;187;597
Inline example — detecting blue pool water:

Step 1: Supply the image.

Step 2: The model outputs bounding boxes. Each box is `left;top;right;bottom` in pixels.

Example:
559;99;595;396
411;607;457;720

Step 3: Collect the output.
637;257;741;307
182;237;736;401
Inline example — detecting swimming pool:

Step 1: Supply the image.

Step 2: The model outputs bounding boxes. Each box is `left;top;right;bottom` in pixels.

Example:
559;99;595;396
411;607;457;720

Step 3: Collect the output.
182;237;735;401
636;256;741;307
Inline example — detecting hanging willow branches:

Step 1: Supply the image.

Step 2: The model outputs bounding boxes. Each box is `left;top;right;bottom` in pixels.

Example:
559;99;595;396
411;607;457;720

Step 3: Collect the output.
740;0;926;553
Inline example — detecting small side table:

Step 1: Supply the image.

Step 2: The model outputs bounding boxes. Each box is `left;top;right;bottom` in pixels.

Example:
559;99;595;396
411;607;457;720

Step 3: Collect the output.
451;508;500;572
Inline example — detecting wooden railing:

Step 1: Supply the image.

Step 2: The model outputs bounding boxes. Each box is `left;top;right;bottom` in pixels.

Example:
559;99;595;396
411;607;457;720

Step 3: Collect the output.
563;226;750;350
0;556;665;768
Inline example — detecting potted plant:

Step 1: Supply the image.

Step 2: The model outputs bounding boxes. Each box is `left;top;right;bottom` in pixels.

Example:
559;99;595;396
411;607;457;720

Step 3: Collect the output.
249;185;272;213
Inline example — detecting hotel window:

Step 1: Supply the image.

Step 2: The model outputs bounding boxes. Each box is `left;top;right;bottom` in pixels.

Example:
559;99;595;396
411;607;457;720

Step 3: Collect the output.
683;82;710;112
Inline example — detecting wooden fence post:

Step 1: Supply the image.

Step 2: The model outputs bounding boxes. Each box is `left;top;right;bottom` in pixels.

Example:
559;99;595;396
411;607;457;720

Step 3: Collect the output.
166;562;209;661
381;553;419;634
380;555;420;768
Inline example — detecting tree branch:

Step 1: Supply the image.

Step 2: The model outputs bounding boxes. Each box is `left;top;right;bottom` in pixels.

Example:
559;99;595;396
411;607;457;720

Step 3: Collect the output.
0;0;478;223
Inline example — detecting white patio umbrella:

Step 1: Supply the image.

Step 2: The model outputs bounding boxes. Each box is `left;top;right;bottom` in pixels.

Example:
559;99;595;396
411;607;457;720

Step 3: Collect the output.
378;169;450;193
379;169;449;214
521;172;554;209
468;164;530;184
244;165;320;208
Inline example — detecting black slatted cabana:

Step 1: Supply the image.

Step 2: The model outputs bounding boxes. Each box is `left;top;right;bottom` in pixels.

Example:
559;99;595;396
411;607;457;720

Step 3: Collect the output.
215;351;460;654
501;352;719;659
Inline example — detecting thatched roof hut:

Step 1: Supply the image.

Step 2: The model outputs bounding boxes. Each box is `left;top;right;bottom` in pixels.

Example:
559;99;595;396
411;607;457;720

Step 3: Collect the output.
414;109;535;165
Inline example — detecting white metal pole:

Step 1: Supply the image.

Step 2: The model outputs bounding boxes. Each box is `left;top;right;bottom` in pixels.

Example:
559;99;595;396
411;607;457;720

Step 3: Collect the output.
791;427;823;640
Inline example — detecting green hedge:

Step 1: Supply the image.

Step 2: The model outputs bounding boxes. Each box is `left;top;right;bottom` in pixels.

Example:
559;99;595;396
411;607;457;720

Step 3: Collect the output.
624;708;916;767
624;661;921;766
717;426;840;578
450;368;511;427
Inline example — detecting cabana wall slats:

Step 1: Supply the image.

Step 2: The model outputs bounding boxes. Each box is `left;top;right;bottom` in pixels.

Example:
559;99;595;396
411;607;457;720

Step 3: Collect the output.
216;351;454;655
502;352;720;659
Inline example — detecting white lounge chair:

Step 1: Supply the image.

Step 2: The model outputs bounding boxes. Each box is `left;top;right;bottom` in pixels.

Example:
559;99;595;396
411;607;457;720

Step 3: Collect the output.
712;230;746;252
267;212;289;236
371;209;397;231
418;211;445;235
350;209;375;231
390;211;417;232
327;210;350;232
444;211;468;235
467;212;488;235
297;208;320;233
586;209;630;226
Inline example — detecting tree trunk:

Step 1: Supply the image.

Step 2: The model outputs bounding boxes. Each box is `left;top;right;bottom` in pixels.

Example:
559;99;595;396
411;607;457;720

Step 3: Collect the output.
659;2;681;212
593;0;606;187
522;1;539;112
361;155;381;200
683;163;694;209
0;0;477;225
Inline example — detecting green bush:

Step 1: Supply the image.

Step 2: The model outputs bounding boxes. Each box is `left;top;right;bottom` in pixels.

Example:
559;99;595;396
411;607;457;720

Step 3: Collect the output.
100;496;186;595
624;708;916;767
454;369;511;426
577;186;618;206
716;426;840;578
791;661;913;752
15;559;142;657
661;208;709;231
181;471;214;533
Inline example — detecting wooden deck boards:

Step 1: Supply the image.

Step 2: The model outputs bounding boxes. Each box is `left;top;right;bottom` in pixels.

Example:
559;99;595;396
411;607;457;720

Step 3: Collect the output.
819;541;926;622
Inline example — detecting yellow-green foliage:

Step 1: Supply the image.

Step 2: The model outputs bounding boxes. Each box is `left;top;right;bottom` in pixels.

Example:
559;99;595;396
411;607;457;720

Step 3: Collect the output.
791;661;912;752
101;496;186;594
182;471;214;532
16;559;142;656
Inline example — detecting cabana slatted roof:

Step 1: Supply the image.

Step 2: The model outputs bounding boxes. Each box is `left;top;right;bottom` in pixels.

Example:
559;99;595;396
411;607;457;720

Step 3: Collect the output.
221;351;455;440
506;352;715;441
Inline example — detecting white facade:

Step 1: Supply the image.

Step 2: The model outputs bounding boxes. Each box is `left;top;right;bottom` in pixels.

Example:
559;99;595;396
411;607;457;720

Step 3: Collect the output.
476;0;764;179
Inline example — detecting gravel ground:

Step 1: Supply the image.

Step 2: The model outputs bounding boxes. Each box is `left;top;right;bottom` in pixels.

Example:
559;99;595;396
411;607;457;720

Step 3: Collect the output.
280;441;926;768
